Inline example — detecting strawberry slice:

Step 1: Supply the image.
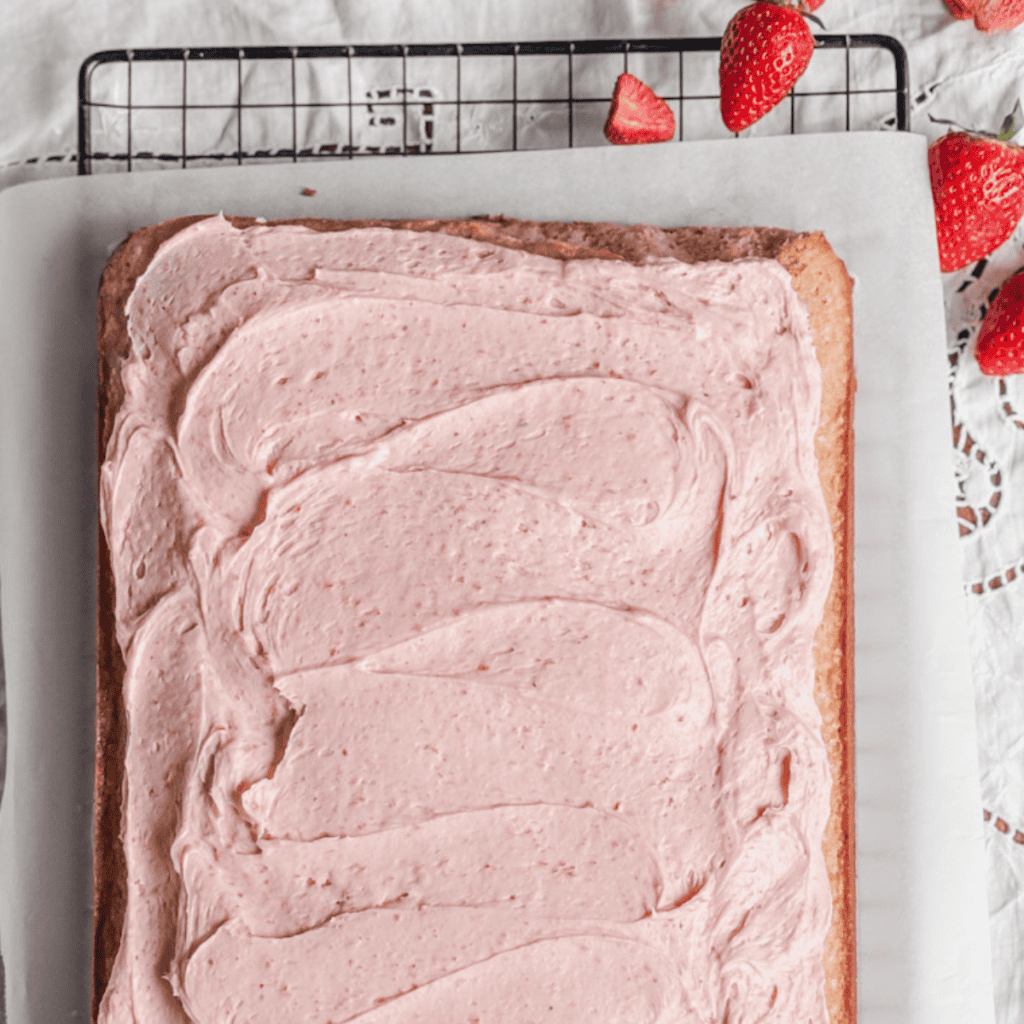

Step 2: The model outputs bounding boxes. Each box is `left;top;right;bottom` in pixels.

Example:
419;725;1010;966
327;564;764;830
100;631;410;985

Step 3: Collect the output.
604;73;675;145
976;266;1024;375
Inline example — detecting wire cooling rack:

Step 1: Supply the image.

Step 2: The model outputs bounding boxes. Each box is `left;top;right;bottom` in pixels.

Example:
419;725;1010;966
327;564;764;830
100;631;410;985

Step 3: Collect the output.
77;36;909;174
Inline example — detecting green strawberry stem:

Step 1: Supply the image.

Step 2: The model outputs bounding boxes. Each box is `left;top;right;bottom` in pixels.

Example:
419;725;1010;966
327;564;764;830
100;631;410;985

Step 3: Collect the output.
998;103;1022;141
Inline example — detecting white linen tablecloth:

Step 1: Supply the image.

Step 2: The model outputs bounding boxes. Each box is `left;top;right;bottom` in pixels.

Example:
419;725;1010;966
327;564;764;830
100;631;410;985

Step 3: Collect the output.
1;1;1023;1021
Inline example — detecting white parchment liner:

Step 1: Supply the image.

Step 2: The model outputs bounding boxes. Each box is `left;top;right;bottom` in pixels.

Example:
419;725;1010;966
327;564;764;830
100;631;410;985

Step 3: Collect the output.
0;132;996;1024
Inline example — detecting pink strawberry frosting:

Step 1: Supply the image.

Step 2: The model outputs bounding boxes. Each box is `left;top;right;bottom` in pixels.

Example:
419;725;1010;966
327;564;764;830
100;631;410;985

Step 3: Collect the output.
98;216;835;1024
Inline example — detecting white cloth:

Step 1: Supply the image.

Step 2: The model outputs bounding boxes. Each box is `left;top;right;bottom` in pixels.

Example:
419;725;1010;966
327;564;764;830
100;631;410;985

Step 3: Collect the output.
1;2;1024;1022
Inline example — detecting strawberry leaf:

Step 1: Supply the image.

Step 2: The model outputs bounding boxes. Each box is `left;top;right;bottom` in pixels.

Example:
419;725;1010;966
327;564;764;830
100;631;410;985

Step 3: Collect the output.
997;98;1023;141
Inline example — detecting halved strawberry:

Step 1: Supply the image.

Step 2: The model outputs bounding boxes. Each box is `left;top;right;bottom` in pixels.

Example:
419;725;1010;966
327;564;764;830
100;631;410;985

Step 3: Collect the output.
719;1;816;134
604;73;675;145
976;266;1024;375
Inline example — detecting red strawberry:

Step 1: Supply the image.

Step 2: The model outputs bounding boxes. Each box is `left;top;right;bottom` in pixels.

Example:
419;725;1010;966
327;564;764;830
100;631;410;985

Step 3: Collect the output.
975;267;1024;374
942;0;1024;31
604;73;675;145
928;115;1024;272
797;0;826;9
720;2;816;134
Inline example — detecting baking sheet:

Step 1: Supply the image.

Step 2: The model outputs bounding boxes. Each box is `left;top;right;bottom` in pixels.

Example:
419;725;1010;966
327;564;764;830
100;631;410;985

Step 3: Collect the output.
0;131;994;1024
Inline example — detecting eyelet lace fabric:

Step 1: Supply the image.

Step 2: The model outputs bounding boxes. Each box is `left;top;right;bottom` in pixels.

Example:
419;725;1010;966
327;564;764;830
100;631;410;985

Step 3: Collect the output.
945;214;1024;1019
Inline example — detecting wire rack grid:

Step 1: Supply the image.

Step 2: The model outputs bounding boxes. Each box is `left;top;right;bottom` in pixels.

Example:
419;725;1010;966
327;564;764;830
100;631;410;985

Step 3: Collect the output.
77;36;910;174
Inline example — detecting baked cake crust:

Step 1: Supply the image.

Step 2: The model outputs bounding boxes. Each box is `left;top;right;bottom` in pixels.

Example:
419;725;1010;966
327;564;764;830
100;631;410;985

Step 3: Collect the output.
95;215;855;1024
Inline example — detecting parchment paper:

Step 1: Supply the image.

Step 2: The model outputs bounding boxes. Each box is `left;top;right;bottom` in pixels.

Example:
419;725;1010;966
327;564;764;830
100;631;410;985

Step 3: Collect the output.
0;130;996;1023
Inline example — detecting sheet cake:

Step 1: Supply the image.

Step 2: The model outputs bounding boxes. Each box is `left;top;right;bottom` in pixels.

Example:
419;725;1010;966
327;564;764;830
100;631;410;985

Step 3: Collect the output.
94;215;855;1024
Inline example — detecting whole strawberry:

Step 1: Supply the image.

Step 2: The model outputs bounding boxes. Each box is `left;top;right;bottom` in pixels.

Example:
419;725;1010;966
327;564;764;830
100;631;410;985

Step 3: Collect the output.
976;266;1024;374
942;0;1024;32
720;1;816;133
928;124;1024;272
604;73;675;145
